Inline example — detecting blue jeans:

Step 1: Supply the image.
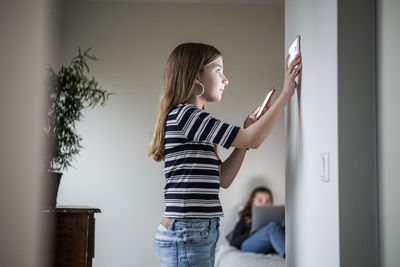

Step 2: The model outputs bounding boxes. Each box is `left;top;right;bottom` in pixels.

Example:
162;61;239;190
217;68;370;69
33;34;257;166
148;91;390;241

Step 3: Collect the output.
154;218;220;267
241;220;285;258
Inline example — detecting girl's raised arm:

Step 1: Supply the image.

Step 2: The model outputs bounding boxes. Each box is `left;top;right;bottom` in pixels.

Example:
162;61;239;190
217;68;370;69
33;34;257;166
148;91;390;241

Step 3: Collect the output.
231;53;302;149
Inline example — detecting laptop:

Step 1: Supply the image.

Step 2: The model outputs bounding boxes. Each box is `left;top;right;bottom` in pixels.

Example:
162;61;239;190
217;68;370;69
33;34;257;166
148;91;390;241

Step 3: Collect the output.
251;205;285;233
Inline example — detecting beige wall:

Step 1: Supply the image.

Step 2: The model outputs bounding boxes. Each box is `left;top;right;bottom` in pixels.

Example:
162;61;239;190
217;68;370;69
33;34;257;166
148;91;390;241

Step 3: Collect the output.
0;0;52;266
58;1;285;266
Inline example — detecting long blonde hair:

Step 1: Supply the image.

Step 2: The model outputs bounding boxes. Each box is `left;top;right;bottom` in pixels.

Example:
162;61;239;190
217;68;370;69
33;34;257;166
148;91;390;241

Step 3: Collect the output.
149;43;222;162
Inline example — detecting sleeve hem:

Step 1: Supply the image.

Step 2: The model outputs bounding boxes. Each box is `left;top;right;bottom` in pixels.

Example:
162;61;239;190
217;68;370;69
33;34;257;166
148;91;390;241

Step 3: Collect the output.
222;126;240;149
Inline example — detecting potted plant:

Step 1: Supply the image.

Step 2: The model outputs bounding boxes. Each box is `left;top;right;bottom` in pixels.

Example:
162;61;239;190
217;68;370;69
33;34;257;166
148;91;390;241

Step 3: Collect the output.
44;47;112;207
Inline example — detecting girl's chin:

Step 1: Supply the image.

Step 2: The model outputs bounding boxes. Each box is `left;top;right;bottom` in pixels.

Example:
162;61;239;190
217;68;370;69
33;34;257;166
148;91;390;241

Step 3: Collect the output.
206;95;222;103
214;93;223;102
211;97;222;103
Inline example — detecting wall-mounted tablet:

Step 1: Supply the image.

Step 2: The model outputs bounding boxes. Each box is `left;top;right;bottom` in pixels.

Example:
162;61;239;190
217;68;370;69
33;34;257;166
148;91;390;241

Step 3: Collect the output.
288;35;301;67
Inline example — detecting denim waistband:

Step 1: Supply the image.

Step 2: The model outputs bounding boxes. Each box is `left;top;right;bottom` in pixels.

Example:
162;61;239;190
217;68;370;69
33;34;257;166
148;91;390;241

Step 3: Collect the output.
166;217;219;231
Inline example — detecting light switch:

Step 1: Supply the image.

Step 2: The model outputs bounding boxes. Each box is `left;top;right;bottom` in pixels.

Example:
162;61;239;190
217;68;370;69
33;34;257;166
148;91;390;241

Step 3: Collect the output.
320;152;330;182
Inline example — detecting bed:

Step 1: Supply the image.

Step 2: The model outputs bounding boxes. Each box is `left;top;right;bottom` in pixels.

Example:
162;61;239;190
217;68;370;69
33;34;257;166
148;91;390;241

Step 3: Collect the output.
215;243;285;267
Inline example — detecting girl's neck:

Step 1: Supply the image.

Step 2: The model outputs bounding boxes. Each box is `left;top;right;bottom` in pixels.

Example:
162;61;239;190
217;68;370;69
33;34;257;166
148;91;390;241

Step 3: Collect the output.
186;96;205;109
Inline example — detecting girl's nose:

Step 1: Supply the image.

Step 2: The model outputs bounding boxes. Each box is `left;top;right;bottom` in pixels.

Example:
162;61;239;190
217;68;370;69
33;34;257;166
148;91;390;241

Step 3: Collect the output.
223;77;229;86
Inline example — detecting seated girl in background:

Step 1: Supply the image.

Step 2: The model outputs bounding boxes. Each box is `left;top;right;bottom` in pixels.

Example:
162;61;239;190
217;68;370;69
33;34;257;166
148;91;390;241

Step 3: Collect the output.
230;186;285;258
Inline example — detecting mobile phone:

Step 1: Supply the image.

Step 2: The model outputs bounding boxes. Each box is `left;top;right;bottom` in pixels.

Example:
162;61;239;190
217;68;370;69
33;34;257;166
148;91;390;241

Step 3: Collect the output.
255;86;277;119
288;35;301;67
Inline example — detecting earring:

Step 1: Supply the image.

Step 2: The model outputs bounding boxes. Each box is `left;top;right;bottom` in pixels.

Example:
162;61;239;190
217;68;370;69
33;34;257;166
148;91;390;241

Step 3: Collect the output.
197;83;205;97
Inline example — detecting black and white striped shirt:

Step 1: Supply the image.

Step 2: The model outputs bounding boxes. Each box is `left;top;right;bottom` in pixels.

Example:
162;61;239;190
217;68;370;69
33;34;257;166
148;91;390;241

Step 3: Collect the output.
163;103;240;218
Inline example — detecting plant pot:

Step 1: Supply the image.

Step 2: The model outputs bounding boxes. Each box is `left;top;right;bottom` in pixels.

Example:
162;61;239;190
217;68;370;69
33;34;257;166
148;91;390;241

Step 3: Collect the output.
47;172;62;208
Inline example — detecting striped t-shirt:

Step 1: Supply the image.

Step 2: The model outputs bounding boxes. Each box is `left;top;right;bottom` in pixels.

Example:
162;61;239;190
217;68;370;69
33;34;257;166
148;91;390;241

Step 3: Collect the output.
163;103;240;218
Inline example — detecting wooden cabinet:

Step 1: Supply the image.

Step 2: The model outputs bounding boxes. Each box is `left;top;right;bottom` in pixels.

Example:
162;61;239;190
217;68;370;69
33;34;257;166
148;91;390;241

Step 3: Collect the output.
44;206;101;267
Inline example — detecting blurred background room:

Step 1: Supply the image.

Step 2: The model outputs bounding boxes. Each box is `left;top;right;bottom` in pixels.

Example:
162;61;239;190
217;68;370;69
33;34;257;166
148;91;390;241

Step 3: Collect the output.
1;0;399;267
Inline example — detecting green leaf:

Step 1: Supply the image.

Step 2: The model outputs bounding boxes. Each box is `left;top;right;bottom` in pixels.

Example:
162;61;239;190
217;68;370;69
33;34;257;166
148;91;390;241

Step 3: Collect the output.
45;47;113;172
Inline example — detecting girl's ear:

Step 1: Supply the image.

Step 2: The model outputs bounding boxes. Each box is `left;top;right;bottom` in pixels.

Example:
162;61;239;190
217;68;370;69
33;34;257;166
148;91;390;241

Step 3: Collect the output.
194;77;201;85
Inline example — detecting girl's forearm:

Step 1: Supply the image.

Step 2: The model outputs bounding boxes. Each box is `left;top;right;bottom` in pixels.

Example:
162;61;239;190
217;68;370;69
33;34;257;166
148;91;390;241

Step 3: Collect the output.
219;148;247;188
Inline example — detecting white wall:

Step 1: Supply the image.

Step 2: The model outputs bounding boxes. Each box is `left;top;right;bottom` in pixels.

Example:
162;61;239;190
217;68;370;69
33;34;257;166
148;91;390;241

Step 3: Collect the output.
286;0;378;267
57;1;285;266
377;0;400;266
285;0;340;266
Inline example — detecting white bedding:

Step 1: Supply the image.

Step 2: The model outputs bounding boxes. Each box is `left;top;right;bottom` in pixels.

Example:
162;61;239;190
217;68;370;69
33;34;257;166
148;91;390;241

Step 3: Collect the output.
215;244;285;267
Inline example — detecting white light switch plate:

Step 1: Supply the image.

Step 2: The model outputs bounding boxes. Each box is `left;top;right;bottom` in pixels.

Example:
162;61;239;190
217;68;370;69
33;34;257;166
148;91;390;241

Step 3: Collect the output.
320;152;330;182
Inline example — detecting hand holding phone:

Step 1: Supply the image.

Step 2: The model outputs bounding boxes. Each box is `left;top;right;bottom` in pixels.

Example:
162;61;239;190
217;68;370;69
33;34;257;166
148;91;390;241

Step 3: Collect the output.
255;86;277;119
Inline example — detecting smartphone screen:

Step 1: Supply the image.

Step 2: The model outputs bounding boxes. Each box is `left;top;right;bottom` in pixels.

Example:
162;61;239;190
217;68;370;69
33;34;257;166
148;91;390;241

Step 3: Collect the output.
256;86;277;119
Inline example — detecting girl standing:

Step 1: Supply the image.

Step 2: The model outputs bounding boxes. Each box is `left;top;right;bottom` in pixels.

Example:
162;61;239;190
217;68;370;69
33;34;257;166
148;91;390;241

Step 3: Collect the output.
149;43;301;266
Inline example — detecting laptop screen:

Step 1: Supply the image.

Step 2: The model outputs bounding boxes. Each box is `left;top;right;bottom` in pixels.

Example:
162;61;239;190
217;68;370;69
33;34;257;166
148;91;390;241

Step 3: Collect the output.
251;205;285;233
